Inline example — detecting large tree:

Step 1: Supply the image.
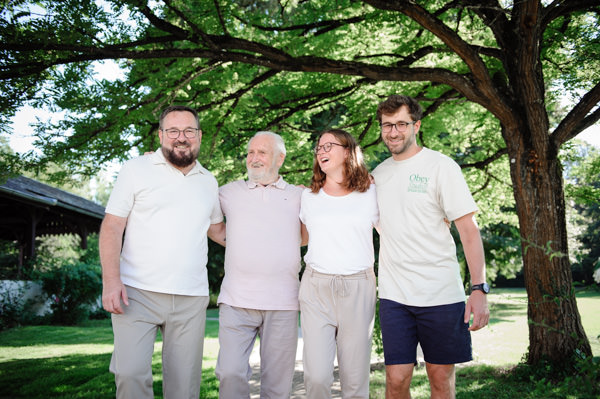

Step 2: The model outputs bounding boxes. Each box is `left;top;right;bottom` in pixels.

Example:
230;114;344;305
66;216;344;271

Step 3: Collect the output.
1;0;599;366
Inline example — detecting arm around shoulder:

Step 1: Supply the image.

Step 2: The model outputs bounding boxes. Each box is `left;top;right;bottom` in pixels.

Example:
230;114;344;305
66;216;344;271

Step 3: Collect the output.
300;222;309;247
208;221;226;247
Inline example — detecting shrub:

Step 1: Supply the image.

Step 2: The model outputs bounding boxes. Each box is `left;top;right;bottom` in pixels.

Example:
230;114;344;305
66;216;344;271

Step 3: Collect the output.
0;282;25;330
0;281;44;330
36;263;102;325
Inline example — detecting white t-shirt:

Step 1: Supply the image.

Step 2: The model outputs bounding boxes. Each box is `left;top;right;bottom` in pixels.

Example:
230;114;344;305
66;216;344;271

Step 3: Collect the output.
105;151;223;296
217;178;303;310
372;147;478;306
300;184;379;275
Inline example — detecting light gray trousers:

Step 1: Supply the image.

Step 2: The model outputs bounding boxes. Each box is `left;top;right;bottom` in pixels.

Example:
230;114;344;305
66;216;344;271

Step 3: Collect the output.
110;286;209;399
299;266;376;399
215;304;299;399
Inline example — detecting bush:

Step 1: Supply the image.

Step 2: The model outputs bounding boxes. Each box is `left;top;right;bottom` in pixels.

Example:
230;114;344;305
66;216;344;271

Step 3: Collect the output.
0;281;44;330
36;263;102;325
0;282;25;330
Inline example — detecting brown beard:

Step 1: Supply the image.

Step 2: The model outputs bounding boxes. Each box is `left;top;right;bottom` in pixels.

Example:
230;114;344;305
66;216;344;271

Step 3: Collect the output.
162;145;198;168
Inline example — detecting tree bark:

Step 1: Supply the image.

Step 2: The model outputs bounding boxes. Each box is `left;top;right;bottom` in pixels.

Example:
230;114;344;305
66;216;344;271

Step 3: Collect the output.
494;0;592;364
506;132;592;364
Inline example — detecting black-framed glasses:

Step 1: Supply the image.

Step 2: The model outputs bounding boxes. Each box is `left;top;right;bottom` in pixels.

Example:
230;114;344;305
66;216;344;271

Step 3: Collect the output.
380;121;416;133
314;142;346;154
162;128;199;139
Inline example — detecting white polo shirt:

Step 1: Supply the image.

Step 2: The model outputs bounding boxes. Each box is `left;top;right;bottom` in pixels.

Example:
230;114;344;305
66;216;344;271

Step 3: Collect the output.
105;151;223;296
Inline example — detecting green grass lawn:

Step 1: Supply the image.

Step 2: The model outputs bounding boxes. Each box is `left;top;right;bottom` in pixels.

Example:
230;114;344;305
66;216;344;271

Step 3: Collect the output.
0;291;598;398
0;308;221;399
471;287;600;365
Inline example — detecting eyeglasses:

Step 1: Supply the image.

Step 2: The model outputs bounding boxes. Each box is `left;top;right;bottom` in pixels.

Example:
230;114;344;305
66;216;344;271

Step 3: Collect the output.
380;121;416;133
314;142;346;154
162;128;199;139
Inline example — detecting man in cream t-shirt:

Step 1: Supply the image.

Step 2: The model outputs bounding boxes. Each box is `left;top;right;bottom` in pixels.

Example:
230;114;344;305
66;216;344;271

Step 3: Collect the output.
372;95;490;399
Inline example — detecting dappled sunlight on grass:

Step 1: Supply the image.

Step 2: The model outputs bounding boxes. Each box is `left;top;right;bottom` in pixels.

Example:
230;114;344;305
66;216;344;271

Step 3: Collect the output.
470;289;530;366
0;352;115;398
0;343;115;361
0;317;221;398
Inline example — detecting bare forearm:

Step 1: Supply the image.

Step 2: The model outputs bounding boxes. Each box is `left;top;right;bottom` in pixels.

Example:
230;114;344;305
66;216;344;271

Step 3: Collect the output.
208;222;226;247
99;214;129;313
99;216;126;283
463;233;486;284
455;213;486;283
300;222;308;247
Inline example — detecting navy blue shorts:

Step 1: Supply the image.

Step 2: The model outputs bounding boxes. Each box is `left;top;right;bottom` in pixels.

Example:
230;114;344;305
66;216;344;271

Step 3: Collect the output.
379;298;472;365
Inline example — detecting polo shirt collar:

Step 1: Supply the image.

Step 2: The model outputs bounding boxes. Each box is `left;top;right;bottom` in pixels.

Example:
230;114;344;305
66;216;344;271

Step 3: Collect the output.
246;176;286;189
150;149;205;175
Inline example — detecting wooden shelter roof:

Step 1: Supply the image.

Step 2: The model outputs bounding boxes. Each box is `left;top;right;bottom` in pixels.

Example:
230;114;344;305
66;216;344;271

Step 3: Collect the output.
0;176;105;257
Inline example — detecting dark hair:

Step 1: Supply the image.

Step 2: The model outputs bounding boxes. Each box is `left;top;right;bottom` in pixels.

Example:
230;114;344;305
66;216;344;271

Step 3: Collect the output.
159;105;200;129
376;95;423;123
310;129;371;193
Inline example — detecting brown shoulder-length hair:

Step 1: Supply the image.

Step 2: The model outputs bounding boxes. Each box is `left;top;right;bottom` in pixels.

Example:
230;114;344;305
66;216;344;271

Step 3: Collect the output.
310;129;371;194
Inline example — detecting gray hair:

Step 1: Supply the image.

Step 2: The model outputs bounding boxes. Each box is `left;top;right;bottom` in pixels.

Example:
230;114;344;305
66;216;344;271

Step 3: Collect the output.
248;131;287;156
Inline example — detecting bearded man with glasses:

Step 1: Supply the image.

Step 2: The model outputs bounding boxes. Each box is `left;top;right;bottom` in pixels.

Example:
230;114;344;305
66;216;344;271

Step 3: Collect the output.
100;105;226;399
372;95;490;399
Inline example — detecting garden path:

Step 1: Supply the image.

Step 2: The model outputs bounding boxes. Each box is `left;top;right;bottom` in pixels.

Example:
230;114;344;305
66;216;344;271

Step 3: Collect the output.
247;328;392;398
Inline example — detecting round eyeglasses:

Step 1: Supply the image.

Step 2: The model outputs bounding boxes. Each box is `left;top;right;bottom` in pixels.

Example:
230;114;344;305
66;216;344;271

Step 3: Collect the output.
162;128;199;139
380;121;416;133
314;142;346;154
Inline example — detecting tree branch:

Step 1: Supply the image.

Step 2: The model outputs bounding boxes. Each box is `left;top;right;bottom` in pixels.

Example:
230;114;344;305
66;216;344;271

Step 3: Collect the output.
460;0;512;46
362;0;511;119
160;0;222;49
542;0;600;30
460;147;508;170
212;0;230;35
1;37;483;104
244;15;365;37
552;82;600;145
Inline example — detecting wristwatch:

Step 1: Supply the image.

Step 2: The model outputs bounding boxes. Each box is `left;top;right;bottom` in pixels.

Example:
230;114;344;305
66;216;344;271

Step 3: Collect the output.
471;283;490;294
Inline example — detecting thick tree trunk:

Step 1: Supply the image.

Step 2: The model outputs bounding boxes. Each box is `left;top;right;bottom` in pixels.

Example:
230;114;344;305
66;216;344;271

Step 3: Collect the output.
496;0;592;366
507;136;591;365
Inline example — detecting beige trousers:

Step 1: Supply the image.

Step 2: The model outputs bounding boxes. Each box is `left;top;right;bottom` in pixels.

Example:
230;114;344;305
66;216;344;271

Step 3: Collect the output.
299;266;376;399
215;305;298;399
110;286;209;399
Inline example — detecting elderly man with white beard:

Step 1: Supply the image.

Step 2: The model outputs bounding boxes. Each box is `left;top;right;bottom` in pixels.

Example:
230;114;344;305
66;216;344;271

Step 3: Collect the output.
215;131;307;399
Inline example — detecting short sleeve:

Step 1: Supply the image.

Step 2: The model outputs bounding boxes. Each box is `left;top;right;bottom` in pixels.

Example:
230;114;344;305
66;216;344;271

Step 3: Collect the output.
105;162;135;218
